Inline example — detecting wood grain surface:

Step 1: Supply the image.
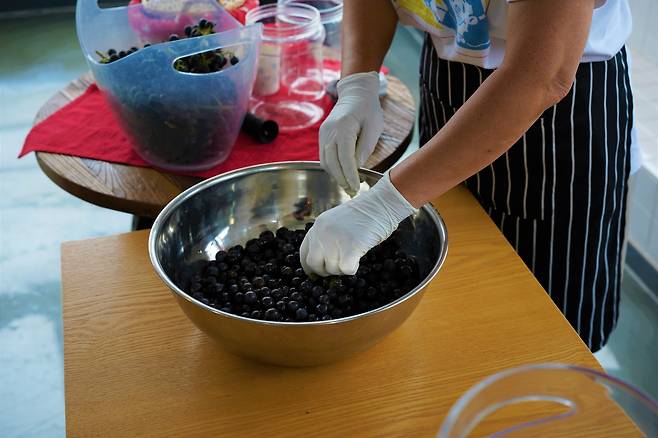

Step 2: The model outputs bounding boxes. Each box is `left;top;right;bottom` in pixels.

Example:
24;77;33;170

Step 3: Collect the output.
35;71;414;218
61;186;640;437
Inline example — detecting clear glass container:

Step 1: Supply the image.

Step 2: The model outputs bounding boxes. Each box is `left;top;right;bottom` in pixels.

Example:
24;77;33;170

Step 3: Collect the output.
279;0;343;84
278;0;342;50
246;3;325;131
439;363;658;437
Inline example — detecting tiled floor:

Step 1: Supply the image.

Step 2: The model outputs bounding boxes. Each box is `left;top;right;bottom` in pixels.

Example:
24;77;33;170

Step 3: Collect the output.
0;13;132;438
0;12;656;438
595;269;658;398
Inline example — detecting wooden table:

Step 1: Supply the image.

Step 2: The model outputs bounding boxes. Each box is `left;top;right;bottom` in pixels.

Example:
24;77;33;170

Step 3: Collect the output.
35;72;415;219
61;186;639;437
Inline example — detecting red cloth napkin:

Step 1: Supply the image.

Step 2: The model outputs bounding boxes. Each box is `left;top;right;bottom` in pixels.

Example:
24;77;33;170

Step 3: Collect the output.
20;61;388;179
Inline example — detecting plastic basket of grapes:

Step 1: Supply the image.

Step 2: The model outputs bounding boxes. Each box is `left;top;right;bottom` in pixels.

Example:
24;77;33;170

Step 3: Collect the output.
76;0;262;171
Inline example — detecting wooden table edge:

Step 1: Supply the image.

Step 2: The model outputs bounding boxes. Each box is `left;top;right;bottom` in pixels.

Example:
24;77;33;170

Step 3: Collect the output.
35;153;189;217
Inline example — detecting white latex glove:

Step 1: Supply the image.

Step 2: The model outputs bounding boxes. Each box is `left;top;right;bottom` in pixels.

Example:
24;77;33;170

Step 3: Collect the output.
300;172;417;277
320;71;384;195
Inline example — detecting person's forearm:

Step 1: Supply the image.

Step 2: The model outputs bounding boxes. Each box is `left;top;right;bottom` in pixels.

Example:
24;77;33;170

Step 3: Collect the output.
390;68;557;207
390;0;594;208
341;0;398;77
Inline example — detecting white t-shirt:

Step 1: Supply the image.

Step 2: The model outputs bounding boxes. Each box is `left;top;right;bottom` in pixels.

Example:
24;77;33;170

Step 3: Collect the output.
392;0;641;172
393;0;632;69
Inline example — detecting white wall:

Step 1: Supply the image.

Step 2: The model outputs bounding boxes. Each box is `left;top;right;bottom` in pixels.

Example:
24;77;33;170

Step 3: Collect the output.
627;0;658;270
628;168;658;269
628;0;658;63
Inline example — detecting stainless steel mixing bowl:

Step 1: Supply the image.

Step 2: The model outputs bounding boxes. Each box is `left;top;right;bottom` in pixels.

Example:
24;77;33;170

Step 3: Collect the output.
149;162;448;366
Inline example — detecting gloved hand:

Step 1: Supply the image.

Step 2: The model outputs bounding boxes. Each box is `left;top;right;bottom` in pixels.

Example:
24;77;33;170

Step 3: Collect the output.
320;71;384;195
300;172;417;276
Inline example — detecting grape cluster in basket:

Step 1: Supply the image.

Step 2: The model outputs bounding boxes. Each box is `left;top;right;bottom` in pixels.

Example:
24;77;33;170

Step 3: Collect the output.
187;224;422;322
96;19;239;74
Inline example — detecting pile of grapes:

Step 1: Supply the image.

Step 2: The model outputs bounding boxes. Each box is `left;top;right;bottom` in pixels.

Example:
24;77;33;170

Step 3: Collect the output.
187;224;423;322
96;19;238;74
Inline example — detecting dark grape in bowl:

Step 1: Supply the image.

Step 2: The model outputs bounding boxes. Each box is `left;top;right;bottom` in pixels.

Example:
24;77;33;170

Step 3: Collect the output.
187;223;422;322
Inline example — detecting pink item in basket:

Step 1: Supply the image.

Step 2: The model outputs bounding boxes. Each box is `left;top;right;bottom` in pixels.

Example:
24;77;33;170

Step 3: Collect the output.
127;0;237;43
218;0;259;24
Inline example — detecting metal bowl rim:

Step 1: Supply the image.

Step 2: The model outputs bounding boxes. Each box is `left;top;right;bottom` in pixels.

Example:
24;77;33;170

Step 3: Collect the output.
148;161;448;327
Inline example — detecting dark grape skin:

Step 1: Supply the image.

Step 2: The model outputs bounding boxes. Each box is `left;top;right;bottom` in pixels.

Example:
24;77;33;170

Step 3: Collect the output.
185;224;422;323
96;19;238;74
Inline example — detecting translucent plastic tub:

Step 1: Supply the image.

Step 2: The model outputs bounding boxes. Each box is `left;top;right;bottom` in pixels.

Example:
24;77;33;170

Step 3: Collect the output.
76;0;261;172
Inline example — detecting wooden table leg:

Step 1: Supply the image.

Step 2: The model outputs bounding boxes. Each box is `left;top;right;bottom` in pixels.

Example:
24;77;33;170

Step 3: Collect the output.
131;216;155;231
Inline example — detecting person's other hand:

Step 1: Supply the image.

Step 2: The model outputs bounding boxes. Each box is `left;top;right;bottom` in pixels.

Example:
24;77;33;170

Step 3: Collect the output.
319;71;384;195
300;173;417;276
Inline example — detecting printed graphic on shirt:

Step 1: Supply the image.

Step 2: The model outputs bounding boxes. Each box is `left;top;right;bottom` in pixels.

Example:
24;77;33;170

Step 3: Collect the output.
394;0;490;54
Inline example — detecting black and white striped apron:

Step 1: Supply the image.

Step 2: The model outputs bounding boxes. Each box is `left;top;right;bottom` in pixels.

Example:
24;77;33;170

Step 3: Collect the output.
418;35;634;351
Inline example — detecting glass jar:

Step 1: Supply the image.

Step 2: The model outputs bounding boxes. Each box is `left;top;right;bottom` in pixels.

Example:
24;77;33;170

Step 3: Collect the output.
279;0;343;52
246;3;326;131
279;0;343;84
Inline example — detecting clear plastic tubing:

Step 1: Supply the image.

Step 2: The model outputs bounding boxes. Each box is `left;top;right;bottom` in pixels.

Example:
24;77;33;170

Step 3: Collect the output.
246;3;326;131
438;363;658;437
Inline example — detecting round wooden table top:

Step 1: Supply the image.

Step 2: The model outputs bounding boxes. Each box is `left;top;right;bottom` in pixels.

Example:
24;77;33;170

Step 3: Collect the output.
34;72;415;218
